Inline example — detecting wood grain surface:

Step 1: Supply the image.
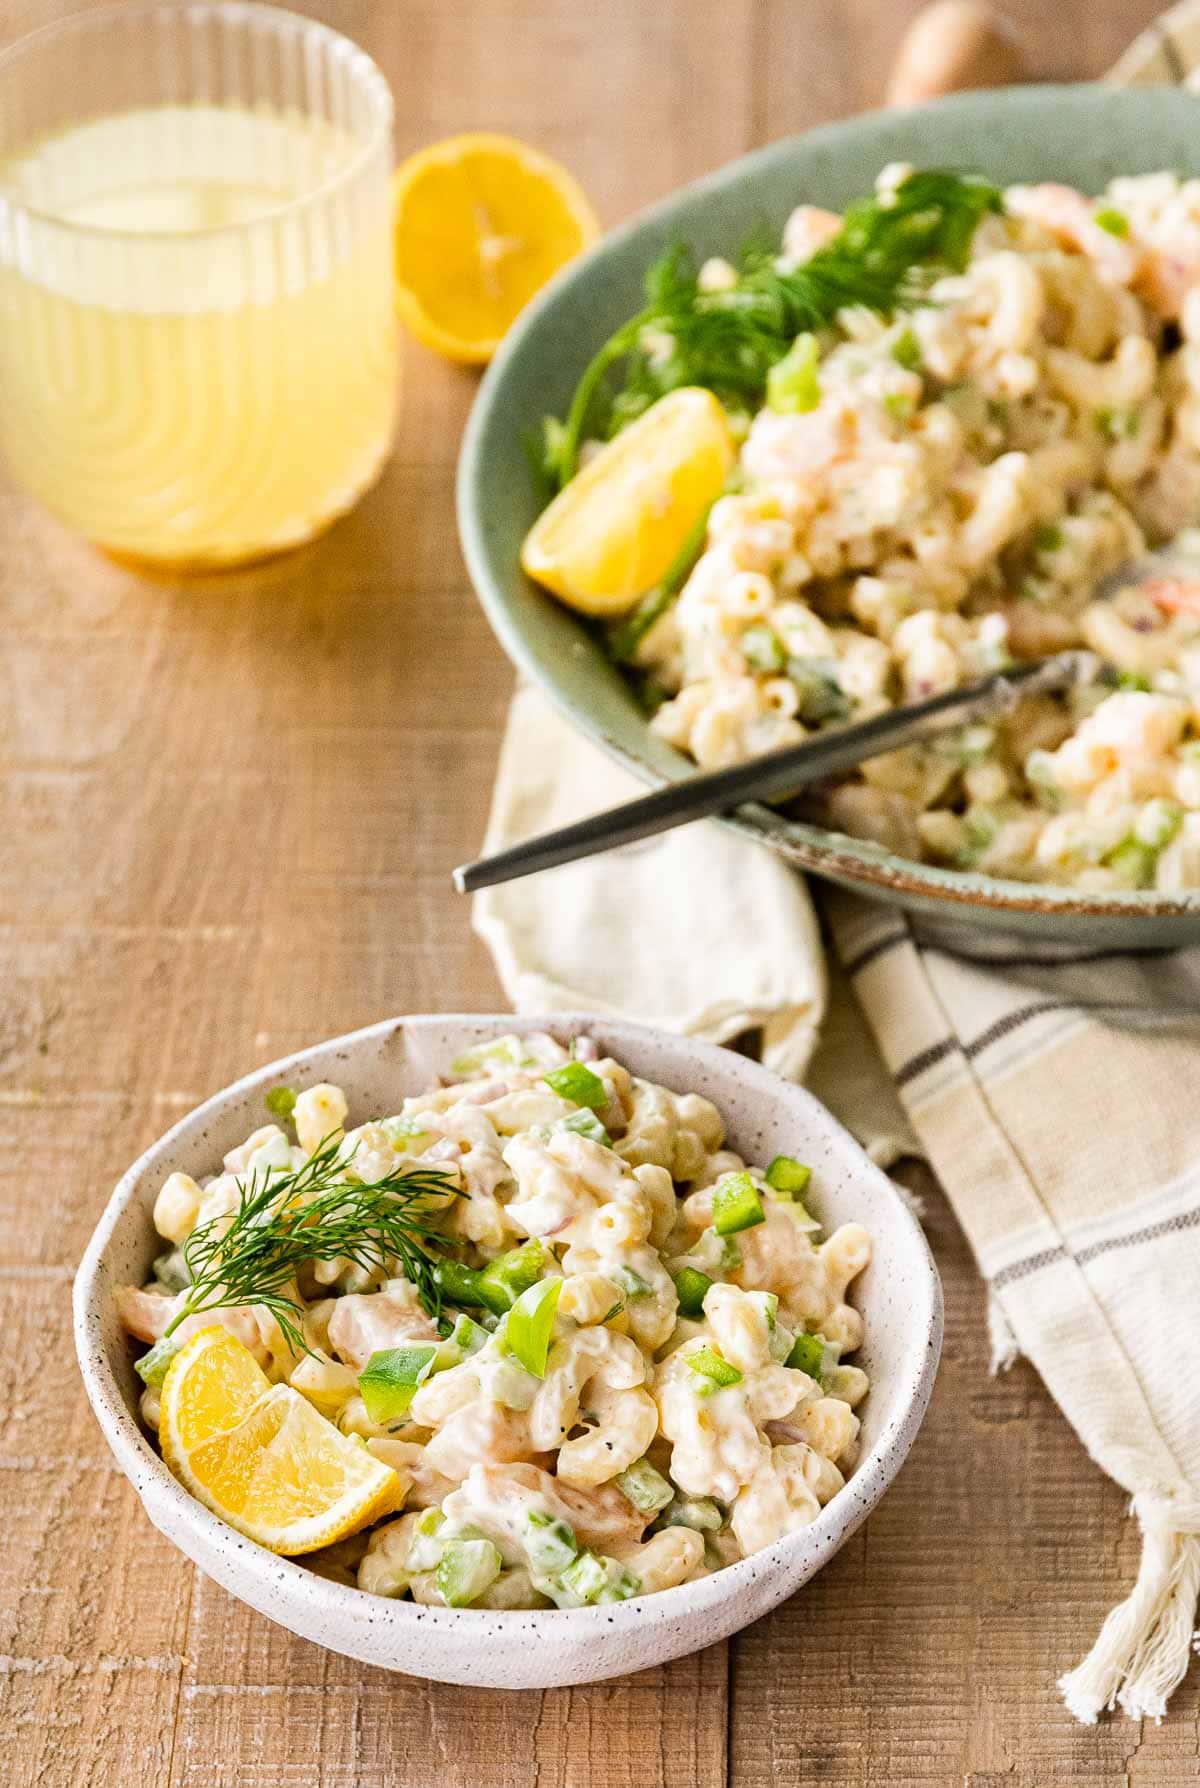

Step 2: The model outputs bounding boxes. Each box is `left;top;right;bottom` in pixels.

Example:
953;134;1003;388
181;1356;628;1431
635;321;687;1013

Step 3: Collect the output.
2;1;1196;1783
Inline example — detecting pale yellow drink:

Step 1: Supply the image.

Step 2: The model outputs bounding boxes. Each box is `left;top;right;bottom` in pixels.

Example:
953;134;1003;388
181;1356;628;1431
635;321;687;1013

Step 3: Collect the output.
0;101;396;568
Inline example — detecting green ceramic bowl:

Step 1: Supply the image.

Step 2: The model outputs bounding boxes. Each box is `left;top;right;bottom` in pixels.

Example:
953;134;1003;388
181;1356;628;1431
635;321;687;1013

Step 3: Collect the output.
458;85;1200;946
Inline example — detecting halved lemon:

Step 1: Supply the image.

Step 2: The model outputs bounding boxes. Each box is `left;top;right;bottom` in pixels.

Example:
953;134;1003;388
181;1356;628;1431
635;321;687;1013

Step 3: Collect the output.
393;133;599;364
521;388;735;616
159;1327;400;1555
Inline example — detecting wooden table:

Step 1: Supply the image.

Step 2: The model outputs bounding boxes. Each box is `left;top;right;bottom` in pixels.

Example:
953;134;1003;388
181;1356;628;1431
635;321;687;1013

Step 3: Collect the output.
5;0;1199;1781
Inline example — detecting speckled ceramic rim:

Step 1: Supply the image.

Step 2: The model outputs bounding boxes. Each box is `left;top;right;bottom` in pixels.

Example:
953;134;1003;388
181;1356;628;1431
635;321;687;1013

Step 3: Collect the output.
457;85;1200;936
74;1013;941;1687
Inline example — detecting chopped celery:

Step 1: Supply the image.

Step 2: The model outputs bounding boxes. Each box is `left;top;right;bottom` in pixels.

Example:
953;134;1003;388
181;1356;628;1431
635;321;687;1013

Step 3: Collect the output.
152;1248;190;1294
437;1537;502;1607
764;1155;812;1197
524;1509;579;1574
672;1265;713;1318
505;1276;562;1377
718;1233;743;1270
890;327;922;370
1095;405;1139;440
1105;836;1156;888
264;1086;297;1123
543;1061;608;1110
613;1265;653;1299
598;1568;641;1604
1033;523;1063;554
558;1550;608;1602
135;1334;179;1389
1134;799;1182;851
685;1345;743;1389
406;1507;447;1572
449;1313;491;1356
358;1344;439;1424
380;1113;433;1151
1025;750;1060;807
712;1171;766;1236
785;1331;830;1380
767;332;820;414
741;625;787;673
451;1035;538;1075
787;657;850;725
478;1238;547;1312
616;1458;675;1514
489;1354;541;1410
661;1496;723;1533
746;1289;779;1331
555;1551;641;1606
884;390;915;422
555;1107;611;1146
1094;207;1129;236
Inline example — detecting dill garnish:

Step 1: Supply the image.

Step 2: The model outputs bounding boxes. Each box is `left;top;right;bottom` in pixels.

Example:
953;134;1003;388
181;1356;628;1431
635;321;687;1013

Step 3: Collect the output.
542;169;1002;487
163;1136;460;1353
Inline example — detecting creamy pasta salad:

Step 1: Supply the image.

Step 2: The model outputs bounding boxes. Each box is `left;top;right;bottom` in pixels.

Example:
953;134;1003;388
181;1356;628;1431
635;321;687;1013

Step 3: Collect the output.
525;168;1200;893
117;1034;871;1609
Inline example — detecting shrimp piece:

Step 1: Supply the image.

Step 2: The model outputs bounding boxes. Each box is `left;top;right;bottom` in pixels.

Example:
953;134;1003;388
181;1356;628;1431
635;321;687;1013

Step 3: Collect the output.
446;1461;647;1550
782;205;841;263
1007;184;1141;284
1139;576;1200;619
115;1286;287;1372
115;1286;176;1343
420;1397;536;1485
1135;252;1200;323
326;1279;439;1369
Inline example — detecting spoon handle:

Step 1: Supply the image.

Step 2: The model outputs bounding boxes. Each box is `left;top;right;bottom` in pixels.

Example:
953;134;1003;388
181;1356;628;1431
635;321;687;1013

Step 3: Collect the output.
453;651;1096;894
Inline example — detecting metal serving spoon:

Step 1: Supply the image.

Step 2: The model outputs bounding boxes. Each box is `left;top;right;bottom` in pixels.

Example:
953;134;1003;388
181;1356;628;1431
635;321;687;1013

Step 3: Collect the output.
453;549;1198;896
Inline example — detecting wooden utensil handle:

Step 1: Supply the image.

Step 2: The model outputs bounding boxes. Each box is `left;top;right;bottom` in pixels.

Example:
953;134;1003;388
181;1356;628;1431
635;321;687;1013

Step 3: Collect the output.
887;1;1028;104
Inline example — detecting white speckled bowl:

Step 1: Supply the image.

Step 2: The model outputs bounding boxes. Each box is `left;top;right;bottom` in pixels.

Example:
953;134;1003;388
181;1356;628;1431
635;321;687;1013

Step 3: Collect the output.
74;1014;941;1688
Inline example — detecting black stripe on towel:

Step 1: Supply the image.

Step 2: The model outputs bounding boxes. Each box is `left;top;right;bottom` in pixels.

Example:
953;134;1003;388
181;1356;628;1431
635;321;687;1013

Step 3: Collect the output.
1077;1203;1200;1265
894;1037;958;1087
842;929;908;978
889;995;1195;1088
990;1203;1200;1291
990;1244;1070;1290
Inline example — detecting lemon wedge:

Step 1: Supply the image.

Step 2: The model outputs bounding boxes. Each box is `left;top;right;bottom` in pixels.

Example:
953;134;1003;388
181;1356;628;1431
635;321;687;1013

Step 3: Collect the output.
520;388;735;616
393;133;599;365
158;1327;400;1555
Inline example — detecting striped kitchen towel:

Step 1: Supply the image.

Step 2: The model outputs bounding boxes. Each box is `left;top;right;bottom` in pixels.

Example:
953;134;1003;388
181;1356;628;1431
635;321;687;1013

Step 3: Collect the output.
824;888;1200;1722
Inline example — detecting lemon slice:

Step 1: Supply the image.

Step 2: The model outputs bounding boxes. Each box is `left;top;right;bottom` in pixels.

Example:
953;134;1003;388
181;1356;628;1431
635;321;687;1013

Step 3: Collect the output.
521;388;735;616
159;1327;400;1555
393;133;599;364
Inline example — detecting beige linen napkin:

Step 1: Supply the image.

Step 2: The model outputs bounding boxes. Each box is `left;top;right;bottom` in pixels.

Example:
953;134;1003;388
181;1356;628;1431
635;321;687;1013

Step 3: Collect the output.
474;686;828;1080
472;21;1200;1721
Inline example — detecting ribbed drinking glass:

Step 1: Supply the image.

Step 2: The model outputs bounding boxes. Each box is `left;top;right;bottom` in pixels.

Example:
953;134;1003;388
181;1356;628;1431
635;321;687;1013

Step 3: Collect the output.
0;2;397;568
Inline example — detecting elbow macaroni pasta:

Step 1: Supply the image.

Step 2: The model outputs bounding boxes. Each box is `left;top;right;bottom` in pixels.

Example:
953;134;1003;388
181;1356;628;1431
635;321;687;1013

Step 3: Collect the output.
118;1034;872;1610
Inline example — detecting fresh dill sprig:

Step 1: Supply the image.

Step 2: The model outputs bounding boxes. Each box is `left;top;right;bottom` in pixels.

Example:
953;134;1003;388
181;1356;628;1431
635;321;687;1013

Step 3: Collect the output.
164;1137;460;1354
541;169;1002;488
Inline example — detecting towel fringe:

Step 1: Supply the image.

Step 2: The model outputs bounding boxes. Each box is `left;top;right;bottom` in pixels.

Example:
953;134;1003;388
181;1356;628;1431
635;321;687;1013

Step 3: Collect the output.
1059;1492;1200;1724
986;1293;1020;1375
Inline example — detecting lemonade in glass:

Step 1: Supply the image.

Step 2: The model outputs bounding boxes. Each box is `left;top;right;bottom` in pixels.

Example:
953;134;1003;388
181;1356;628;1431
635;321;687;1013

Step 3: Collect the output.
0;3;397;569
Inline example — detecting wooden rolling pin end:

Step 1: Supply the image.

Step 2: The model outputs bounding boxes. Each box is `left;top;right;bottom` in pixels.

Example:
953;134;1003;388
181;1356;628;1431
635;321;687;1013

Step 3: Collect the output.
887;1;1028;106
